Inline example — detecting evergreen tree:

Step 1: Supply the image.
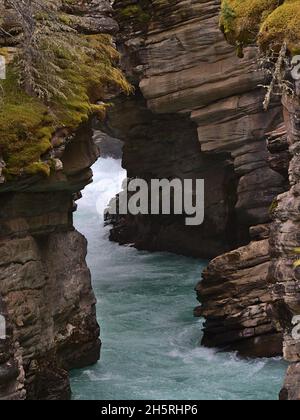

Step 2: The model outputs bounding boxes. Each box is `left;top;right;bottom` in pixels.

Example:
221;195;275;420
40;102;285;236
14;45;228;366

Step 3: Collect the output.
5;0;80;100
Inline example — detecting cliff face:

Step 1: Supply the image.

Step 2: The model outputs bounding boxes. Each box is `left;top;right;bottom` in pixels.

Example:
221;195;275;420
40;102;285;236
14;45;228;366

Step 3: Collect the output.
0;0;124;400
270;95;300;363
1;0;300;401
106;92;237;259
109;0;286;256
0;124;101;400
271;95;300;400
107;0;286;357
104;1;300;397
214;0;300;399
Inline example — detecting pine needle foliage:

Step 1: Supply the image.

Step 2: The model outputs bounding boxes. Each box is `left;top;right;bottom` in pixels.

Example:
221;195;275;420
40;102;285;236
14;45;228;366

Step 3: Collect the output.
0;0;132;177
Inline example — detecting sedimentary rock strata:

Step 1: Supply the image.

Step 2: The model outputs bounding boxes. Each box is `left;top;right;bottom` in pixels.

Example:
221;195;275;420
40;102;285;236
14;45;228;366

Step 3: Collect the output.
109;0;286;356
268;94;300;399
196;238;282;357
0;124;101;400
0;0;121;400
1;0;300;401
280;363;300;401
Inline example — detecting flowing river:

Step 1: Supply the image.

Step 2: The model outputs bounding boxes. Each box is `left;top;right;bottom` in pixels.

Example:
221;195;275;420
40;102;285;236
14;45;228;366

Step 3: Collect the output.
70;157;287;400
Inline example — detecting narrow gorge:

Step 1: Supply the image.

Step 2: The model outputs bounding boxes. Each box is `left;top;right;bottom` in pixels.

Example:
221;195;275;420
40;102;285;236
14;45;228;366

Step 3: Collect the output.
0;0;300;401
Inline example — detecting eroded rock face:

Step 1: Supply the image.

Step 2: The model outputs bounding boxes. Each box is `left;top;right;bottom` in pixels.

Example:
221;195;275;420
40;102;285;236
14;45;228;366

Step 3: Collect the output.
267;94;300;399
105;92;237;259
196;237;282;357
0;232;99;400
0;124;100;400
0;0;119;400
280;363;300;401
109;0;285;252
109;0;287;354
87;0;300;398
195;121;290;354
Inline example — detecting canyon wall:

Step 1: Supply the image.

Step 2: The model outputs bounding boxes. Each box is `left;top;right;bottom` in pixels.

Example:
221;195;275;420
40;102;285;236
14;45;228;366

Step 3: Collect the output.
270;94;300;400
108;0;286;357
0;0;122;400
1;0;300;401
107;0;285;262
108;0;300;398
0;124;101;400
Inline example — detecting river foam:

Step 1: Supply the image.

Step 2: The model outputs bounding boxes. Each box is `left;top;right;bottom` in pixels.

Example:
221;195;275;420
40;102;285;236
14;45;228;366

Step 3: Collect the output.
71;158;287;401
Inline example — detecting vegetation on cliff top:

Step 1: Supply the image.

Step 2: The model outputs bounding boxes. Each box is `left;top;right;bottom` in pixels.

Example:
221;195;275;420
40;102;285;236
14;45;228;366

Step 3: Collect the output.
220;0;300;54
220;1;300;108
0;0;132;179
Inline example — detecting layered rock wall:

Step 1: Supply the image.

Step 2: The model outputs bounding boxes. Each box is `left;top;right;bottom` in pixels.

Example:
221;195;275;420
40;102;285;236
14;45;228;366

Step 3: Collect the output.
109;0;286;355
2;0;299;401
0;0;120;400
114;0;300;398
0;125;101;400
269;94;300;400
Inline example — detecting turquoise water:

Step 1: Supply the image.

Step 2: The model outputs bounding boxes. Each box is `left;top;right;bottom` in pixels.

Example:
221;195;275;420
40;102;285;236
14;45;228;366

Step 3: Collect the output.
70;158;287;400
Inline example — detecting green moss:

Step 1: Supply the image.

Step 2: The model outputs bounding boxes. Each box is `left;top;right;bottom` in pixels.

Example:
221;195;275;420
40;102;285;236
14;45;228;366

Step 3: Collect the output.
259;0;300;53
25;161;51;177
220;0;279;46
220;0;300;55
0;33;132;179
0;70;54;177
